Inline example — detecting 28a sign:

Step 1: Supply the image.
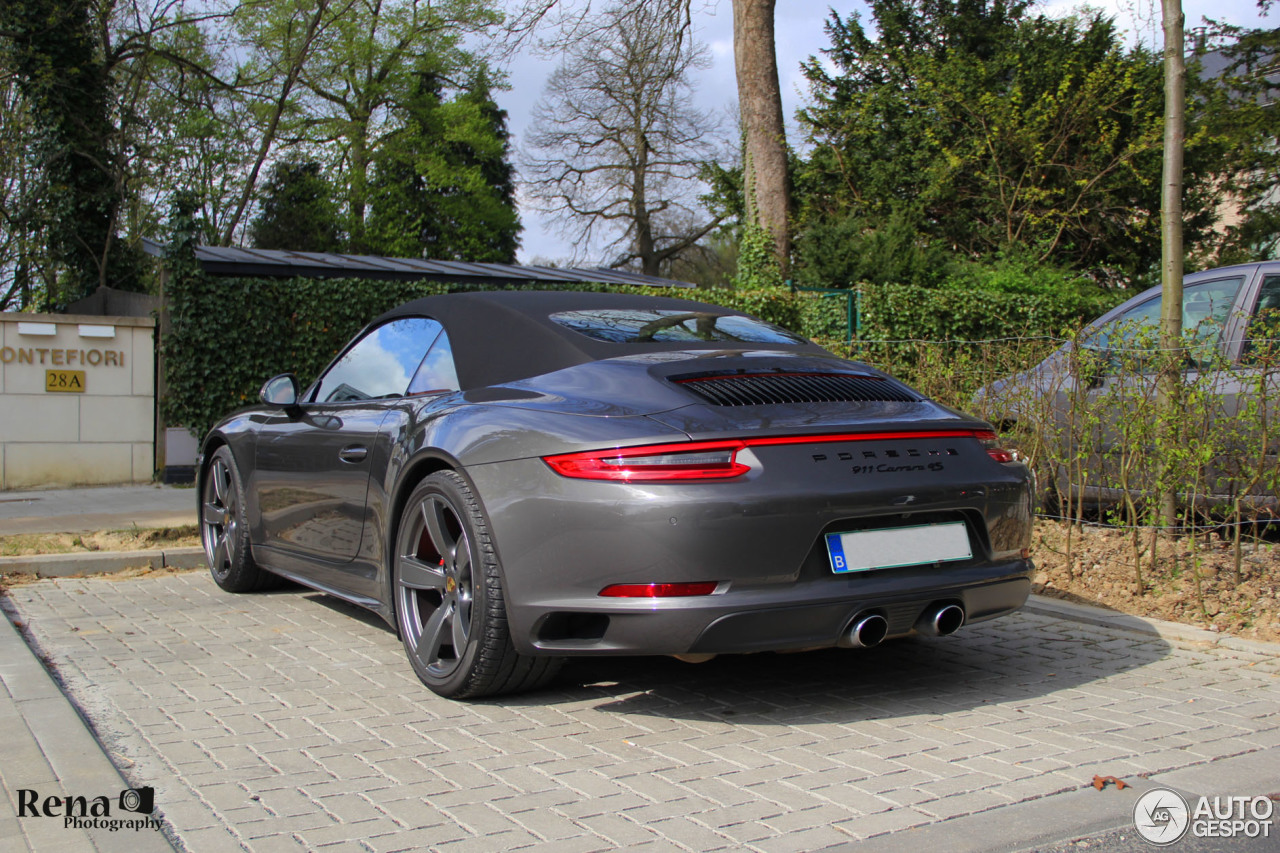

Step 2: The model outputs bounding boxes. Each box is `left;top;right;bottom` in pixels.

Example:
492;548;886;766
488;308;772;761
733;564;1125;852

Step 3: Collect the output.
45;370;86;393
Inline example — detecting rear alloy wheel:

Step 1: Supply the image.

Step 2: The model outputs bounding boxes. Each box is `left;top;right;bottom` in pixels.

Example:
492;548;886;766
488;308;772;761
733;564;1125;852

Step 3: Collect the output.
202;446;273;592
394;471;561;699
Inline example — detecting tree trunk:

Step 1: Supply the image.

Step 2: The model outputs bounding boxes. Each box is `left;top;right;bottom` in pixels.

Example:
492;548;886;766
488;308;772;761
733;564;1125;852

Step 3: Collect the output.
633;119;657;276
348;120;370;254
1158;0;1186;529
732;0;790;272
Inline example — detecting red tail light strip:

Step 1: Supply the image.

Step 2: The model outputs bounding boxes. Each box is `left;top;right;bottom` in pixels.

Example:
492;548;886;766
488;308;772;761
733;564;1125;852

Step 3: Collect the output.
543;439;751;481
747;429;990;447
543;429;1013;481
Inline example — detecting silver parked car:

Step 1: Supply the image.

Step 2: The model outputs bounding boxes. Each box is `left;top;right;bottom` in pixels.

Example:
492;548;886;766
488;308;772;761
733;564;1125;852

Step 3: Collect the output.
979;261;1280;506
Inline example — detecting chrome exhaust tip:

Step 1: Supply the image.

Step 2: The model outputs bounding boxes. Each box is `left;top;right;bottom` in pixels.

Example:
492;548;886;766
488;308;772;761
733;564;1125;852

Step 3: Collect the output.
671;653;717;664
843;613;888;649
916;604;965;637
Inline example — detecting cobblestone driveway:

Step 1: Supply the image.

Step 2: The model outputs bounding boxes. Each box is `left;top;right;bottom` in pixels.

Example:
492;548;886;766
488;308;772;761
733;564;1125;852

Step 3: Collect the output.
7;573;1280;852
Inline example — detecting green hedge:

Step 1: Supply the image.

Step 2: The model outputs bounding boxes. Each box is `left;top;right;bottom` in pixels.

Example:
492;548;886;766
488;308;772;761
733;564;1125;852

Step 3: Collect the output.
858;284;1121;348
162;255;1120;442
826;284;1124;401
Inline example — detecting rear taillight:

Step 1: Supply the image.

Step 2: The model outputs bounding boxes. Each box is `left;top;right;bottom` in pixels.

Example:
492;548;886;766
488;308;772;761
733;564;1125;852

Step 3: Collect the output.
545;429;1011;480
543;440;751;481
599;582;720;597
975;430;1016;463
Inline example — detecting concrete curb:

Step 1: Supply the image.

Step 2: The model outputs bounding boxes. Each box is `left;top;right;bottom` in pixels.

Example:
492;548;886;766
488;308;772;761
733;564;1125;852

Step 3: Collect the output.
0;547;205;578
1025;595;1280;654
0;609;177;852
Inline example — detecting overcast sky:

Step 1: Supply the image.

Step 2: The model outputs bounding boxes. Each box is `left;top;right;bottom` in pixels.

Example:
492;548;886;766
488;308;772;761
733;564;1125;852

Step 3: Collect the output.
495;0;1275;265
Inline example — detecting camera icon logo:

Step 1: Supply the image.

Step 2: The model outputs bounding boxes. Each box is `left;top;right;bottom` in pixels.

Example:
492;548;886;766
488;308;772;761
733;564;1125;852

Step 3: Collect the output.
118;787;155;815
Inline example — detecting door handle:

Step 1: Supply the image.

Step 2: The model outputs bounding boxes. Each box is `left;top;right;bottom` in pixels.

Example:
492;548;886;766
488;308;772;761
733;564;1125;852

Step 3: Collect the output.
338;445;368;463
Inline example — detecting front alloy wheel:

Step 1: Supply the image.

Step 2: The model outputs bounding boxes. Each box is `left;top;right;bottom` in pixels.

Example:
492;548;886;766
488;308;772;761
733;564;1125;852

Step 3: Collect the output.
201;445;271;592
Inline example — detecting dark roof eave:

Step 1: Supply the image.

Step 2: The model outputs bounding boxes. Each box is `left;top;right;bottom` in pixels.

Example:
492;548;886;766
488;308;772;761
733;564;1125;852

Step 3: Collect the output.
141;238;694;288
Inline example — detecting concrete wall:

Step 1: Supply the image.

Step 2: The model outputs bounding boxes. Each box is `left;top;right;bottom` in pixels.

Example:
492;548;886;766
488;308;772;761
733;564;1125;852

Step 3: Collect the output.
0;313;155;489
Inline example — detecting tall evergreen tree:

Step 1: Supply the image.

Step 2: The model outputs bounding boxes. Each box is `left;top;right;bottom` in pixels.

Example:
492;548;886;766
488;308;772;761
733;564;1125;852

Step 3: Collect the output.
0;0;141;307
366;70;520;262
248;160;344;252
797;1;1217;283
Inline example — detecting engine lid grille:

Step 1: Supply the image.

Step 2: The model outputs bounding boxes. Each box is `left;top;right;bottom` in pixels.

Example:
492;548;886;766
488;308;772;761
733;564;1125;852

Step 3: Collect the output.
672;371;923;407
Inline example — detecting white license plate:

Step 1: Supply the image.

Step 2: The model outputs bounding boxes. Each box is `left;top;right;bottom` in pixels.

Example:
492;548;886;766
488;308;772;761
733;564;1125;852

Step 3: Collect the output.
825;522;972;574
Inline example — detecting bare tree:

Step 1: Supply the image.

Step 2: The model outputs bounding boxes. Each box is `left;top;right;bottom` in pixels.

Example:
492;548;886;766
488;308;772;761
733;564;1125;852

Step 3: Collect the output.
217;0;350;245
513;0;789;273
523;2;723;275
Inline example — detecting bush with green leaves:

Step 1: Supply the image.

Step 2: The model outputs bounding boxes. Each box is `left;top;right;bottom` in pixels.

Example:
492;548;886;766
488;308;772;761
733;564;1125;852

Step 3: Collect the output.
852;283;1123;366
731;221;783;290
792;209;957;289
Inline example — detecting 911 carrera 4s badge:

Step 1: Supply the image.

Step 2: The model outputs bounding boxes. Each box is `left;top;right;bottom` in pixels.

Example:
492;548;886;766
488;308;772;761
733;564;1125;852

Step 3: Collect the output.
825;522;972;573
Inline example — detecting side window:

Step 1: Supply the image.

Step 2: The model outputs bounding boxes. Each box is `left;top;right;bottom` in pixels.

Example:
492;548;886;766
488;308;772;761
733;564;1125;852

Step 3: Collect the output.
1087;277;1244;370
1243;275;1280;363
1083;296;1161;374
407;329;460;395
312;318;443;403
1182;277;1243;353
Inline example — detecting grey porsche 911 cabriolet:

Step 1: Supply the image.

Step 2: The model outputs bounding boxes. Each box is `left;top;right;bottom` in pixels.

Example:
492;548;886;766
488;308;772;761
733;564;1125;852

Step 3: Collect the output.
199;290;1034;698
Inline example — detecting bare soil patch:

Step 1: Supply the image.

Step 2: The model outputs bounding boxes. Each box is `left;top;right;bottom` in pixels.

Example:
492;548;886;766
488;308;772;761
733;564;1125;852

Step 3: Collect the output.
1034;519;1280;643
0;525;199;558
0;526;202;594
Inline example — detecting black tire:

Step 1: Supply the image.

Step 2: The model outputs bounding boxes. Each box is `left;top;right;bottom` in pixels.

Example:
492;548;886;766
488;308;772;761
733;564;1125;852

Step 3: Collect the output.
393;471;562;699
201;445;273;592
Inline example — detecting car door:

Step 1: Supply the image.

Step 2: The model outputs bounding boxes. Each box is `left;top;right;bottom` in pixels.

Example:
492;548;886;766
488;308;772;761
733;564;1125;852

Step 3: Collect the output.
1212;269;1280;498
1053;274;1250;498
252;317;445;583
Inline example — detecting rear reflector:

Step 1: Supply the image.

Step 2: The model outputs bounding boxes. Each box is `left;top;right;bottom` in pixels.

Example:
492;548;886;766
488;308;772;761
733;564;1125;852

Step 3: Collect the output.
599;582;720;597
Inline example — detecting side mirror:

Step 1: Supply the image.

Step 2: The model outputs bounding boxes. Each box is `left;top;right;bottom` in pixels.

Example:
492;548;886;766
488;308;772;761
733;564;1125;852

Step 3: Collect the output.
260;374;301;408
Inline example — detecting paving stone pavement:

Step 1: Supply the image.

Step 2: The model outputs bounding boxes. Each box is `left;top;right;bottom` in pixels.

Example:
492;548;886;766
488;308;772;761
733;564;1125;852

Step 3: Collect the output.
5;571;1280;853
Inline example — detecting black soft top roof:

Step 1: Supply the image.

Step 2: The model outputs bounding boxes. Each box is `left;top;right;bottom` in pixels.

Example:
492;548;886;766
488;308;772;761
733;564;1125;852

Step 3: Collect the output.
373;290;823;389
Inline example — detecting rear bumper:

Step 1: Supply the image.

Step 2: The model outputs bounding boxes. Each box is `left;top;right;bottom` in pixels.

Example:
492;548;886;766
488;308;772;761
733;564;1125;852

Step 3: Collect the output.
513;560;1033;656
465;440;1034;657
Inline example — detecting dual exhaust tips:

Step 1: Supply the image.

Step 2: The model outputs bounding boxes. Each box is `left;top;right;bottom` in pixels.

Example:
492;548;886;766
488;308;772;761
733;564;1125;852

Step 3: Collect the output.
843;603;965;648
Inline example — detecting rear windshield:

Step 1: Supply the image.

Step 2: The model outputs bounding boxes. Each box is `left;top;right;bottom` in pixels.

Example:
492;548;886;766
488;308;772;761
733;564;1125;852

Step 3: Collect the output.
549;309;807;345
